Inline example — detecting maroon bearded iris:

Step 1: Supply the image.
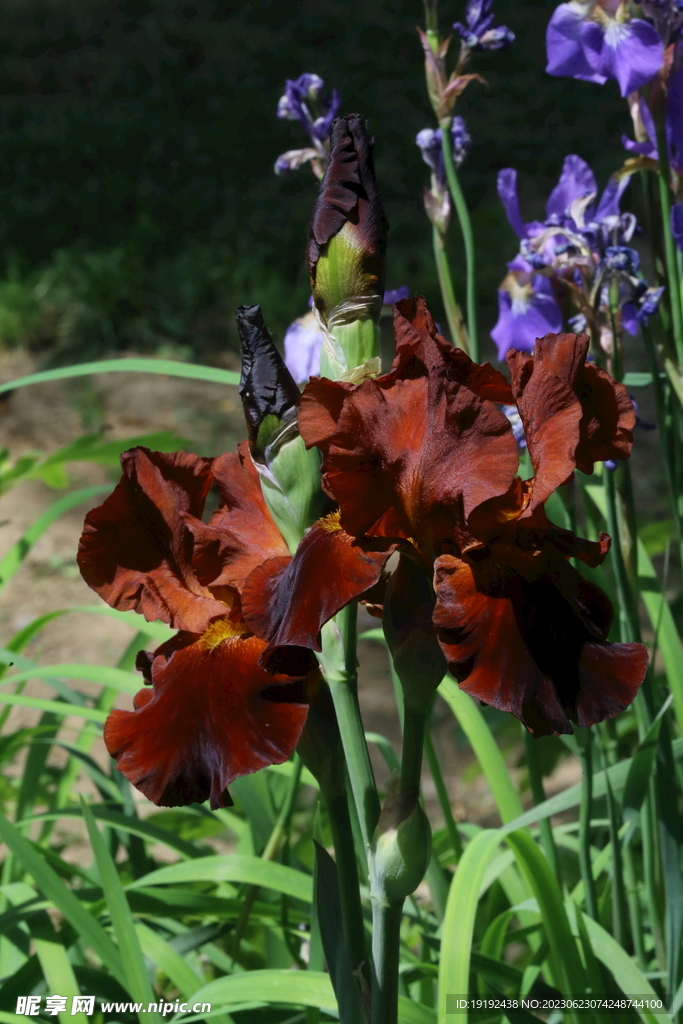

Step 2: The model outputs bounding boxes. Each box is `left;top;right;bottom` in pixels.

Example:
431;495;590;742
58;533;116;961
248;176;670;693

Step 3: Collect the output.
249;296;647;736
78;444;314;808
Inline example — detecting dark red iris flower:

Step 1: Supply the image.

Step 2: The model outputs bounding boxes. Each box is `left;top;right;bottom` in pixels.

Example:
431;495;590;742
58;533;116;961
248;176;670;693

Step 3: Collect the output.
255;296;647;735
78;444;314;808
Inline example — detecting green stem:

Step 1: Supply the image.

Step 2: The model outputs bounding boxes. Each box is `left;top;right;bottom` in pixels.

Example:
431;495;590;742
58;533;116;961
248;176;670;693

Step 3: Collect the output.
424;726;462;862
321;603;380;856
577;728;598;921
654;123;683;365
440;124;478;361
623;841;647;970
399;707;426;798
432;224;470;353
371;900;403;1024
327;791;373;1005
603;468;640;642
523;728;561;885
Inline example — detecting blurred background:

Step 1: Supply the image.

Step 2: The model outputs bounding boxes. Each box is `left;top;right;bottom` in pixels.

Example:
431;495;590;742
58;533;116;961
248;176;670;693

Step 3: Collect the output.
0;0;629;367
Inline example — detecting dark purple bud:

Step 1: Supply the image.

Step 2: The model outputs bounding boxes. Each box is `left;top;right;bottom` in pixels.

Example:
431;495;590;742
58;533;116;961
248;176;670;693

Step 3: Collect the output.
236;304;301;455
605;245;640;273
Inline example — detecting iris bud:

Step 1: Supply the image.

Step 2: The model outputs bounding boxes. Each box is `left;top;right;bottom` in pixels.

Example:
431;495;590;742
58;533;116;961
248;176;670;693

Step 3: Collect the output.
307;114;388;380
370;777;431;904
236;304;325;552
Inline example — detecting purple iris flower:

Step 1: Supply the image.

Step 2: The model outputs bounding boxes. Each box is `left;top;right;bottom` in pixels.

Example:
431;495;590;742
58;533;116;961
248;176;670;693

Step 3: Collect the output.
546;1;664;96
383;286;411;304
672;203;683;251
453;0;515;51
416;118;471;185
284;311;323;383
277;74;340;143
667;65;683;174
275;73;340;177
502;404;527;448
491;255;563;360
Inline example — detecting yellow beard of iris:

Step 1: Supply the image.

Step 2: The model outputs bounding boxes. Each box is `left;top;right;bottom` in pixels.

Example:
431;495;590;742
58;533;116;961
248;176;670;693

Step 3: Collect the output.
197;618;248;651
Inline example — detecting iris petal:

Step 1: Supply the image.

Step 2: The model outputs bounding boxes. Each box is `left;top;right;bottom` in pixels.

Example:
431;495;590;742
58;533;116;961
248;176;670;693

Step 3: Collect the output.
104;630;310;808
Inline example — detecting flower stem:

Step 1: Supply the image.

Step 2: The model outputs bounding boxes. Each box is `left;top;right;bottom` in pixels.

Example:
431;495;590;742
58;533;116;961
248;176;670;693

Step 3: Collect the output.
440;123;478;361
576;728;598;921
522;727;561;885
327;790;373;1010
432;224;470;353
371;899;403;1024
654;125;683;365
399;706;427;798
320;603;381;857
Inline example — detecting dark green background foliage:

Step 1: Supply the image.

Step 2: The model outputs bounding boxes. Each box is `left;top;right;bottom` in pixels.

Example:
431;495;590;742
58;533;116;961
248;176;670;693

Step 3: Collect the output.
0;0;629;360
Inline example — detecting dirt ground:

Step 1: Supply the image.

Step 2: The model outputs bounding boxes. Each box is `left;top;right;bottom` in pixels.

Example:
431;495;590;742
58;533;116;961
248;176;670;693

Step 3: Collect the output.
0;347;582;858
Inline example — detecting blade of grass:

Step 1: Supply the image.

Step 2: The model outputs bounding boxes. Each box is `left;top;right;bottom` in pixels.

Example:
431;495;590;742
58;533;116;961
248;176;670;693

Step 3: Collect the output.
126;854;313;903
438;677;523;824
505;831;587;1024
174;970;337;1017
0;813;125;987
437;828;503;1022
0;357;240;396
33;932;89;1024
82;801;163;1023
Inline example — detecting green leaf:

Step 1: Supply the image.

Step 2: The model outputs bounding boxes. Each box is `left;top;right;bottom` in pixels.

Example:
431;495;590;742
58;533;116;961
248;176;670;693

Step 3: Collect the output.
126;854;313;903
438;677;523;824
177;970;336;1016
22;807;208;859
622;696;671;841
135;922;204;994
0;812;125;987
639;519;676;557
578;910;673;1024
312;841;365;1024
398;999;436;1023
584;484;683;735
622;372;653;386
505;831;586;1017
82;801;162;1022
501;738;683;835
0;357;240;396
438;828;503;1022
1;663;140;694
0;485;110;590
33;934;89;1024
0;692;106;723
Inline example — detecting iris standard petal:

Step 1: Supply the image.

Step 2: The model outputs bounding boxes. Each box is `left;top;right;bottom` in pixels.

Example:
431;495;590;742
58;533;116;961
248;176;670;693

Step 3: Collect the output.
546;3;608;83
546;154;597;220
78;448;230;634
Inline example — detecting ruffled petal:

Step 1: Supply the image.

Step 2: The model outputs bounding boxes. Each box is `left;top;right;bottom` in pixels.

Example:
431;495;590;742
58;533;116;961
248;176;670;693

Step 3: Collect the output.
546;155;597;220
241;517;395;671
78;448;230;633
188;442;289;592
433;552;647;736
545;3;608;83
507;332;634;506
323;371;517;553
104;628;310;808
392;296;514;403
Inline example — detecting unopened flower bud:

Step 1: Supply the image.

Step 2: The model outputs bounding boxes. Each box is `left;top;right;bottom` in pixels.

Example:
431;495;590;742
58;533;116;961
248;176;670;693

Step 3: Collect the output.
307;113;388;379
236;304;325;551
370;777;431;904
